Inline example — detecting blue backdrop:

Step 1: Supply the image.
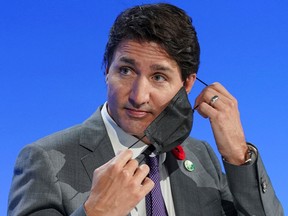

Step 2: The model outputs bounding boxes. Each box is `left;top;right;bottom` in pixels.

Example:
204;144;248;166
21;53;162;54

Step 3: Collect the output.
1;0;287;213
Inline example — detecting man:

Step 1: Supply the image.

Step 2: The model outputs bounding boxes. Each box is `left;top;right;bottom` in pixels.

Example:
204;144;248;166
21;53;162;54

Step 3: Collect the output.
8;3;283;216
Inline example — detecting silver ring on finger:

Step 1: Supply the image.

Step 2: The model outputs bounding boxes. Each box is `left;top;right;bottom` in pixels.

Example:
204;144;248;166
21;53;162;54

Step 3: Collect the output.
210;95;219;106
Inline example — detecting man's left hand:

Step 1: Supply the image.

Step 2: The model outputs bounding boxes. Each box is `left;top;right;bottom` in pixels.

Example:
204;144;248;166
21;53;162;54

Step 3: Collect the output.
194;82;248;165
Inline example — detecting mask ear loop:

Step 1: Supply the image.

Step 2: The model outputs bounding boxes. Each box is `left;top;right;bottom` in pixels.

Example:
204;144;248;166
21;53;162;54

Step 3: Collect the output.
193;77;208;111
196;77;208;86
128;135;146;149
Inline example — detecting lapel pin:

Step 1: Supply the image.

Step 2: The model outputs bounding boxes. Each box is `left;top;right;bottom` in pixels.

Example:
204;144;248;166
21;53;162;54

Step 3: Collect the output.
184;160;195;172
172;145;185;160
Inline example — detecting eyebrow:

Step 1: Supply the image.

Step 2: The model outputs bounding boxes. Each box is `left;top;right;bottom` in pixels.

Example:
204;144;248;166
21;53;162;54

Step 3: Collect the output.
119;56;136;66
150;64;173;73
119;56;174;73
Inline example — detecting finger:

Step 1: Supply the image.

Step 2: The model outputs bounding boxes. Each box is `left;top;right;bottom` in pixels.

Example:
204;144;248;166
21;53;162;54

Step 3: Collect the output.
122;159;139;176
209;82;235;101
133;164;150;184
194;85;219;109
140;177;154;196
194;85;232;110
111;149;133;168
201;84;239;113
200;90;228;110
196;102;218;119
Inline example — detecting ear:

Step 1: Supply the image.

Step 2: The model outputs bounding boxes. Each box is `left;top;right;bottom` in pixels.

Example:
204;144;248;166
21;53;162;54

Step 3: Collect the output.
105;67;109;75
184;73;196;93
105;67;109;83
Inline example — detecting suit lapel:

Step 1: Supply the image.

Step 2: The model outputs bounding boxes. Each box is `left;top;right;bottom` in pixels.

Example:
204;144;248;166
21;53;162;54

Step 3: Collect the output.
79;107;115;182
78;107;132;216
165;152;202;216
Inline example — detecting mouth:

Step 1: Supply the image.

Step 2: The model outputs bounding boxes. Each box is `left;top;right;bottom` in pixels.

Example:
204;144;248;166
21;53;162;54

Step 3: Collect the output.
125;107;151;118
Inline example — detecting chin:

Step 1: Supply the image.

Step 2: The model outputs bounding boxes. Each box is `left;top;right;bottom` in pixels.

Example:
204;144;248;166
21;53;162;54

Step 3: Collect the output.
122;125;146;137
121;119;149;133
121;124;151;144
125;128;145;137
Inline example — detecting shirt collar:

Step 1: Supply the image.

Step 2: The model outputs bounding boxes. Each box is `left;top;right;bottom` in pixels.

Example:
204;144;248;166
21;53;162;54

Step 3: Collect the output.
101;102;166;164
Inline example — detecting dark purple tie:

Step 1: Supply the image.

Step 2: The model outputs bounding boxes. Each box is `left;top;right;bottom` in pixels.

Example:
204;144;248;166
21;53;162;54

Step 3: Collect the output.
145;155;168;216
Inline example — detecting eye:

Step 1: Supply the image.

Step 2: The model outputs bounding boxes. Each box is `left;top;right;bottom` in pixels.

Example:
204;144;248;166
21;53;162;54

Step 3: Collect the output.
153;74;167;82
119;67;133;76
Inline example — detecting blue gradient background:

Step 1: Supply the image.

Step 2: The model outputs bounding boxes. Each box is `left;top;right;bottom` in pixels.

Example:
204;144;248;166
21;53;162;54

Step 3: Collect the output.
1;0;287;213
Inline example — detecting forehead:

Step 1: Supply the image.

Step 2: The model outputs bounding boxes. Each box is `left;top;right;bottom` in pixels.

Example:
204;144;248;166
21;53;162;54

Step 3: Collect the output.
112;40;178;67
116;40;167;54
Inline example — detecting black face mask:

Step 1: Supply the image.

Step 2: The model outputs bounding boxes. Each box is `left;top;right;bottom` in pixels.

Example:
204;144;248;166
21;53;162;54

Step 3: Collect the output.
135;86;193;162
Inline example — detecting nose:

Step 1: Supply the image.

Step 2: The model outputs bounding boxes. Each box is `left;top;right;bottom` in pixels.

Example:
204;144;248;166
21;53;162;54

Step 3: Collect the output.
129;77;150;108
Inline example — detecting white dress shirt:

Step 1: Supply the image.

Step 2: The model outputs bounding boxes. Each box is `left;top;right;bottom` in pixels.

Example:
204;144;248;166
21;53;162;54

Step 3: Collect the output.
101;102;176;216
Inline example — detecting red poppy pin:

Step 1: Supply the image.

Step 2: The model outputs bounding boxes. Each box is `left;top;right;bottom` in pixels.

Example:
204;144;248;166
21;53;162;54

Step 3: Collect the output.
172;145;185;160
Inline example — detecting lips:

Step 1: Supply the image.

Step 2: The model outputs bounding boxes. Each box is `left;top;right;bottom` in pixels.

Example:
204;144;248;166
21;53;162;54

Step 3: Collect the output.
125;108;150;118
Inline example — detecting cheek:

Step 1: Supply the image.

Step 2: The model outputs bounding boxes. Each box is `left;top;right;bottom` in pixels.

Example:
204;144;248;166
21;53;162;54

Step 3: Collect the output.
153;89;180;110
106;88;122;124
107;85;120;108
106;80;129;111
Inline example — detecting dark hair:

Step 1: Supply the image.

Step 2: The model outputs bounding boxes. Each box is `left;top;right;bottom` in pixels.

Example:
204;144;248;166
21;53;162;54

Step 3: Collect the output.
103;3;200;80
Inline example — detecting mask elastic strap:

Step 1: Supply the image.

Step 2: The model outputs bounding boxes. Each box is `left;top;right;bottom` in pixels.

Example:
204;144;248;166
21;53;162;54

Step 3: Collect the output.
196;77;208;86
128;134;146;149
193;77;209;111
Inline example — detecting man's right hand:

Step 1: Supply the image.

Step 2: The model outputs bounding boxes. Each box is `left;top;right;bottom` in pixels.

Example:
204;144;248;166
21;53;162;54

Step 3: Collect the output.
84;149;154;216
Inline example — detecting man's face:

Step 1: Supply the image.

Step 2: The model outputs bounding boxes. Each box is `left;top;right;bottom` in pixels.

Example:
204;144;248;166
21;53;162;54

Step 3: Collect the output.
106;40;195;142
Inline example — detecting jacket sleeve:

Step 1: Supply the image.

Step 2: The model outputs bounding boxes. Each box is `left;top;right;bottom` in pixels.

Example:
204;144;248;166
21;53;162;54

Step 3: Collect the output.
8;144;86;216
223;147;284;216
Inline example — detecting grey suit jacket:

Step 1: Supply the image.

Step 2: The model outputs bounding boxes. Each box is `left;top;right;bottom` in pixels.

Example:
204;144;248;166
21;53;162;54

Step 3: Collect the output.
8;107;284;216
